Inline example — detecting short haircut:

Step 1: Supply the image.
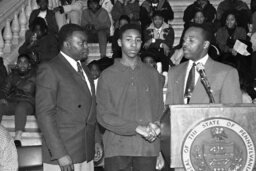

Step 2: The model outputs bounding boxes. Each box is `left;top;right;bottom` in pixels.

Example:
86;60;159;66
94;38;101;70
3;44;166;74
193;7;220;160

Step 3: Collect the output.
17;54;31;63
30;17;48;32
152;10;163;19
58;24;85;49
87;0;100;8
88;60;101;70
118;23;141;39
36;0;48;4
188;23;212;42
119;15;130;23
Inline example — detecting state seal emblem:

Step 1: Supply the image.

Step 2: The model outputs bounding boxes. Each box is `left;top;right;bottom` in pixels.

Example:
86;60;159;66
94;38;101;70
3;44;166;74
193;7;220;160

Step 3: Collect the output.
182;118;255;171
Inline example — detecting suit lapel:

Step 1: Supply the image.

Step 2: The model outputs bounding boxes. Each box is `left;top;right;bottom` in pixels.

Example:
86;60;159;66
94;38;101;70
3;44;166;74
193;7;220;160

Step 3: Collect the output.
81;62;96;121
58;54;91;96
174;62;187;104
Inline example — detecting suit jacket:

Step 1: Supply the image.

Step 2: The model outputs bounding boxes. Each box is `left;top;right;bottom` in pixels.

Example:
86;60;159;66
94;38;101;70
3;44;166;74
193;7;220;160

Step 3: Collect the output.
166;57;242;104
36;54;96;164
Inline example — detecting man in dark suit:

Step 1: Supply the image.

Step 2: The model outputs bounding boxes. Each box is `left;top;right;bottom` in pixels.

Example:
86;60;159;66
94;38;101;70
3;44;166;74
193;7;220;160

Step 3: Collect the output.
161;24;242;170
36;24;97;171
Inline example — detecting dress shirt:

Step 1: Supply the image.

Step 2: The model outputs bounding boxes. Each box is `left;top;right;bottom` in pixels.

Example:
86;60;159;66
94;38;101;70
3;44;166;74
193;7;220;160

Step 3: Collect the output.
38;11;47;19
184;54;209;103
60;51;92;94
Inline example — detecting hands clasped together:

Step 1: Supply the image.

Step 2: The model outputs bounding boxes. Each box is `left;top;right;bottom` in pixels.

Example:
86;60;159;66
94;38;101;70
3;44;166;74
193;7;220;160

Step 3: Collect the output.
136;122;161;142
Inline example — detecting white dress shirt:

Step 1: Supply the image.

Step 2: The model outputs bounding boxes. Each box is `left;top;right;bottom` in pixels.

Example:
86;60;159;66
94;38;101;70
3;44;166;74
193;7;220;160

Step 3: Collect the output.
184;54;209;103
61;51;92;94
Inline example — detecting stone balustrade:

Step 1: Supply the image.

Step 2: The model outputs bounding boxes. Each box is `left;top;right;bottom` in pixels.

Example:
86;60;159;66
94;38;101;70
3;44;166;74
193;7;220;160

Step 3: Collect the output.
0;0;38;69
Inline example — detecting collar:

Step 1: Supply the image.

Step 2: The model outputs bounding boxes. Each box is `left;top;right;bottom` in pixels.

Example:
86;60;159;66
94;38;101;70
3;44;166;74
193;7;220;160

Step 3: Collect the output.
187;54;209;69
115;58;142;72
60;51;80;71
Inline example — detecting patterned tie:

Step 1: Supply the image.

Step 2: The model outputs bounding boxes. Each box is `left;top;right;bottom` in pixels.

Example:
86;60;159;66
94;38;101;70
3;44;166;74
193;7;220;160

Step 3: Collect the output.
77;61;85;80
184;63;196;103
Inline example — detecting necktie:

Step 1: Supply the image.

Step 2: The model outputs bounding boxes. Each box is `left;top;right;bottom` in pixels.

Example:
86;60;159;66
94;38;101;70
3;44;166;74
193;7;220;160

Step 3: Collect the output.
184;63;196;103
77;61;85;80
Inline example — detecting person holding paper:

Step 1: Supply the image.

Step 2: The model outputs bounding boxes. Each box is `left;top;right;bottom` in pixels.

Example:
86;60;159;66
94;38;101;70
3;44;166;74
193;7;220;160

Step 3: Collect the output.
216;10;247;66
96;23;164;171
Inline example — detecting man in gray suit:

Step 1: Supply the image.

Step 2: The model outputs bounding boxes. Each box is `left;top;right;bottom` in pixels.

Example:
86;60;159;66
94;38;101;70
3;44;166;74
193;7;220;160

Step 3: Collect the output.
36;24;97;171
166;24;242;104
161;24;242;170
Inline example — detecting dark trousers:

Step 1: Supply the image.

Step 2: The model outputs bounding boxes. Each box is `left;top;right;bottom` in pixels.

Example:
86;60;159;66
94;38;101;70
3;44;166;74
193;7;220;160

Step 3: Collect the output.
0;101;34;131
87;29;109;57
105;156;157;171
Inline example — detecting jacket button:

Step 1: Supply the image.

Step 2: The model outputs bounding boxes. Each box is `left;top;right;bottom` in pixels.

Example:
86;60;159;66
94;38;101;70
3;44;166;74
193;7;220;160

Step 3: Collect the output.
78;105;81;108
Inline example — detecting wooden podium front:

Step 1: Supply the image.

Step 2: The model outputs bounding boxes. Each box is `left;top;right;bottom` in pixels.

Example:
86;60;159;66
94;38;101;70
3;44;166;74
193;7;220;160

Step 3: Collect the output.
168;104;256;171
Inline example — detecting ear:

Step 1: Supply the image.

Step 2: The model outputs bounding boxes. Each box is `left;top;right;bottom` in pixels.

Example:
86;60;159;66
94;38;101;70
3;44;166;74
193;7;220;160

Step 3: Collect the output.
203;41;210;49
64;41;70;49
117;39;122;47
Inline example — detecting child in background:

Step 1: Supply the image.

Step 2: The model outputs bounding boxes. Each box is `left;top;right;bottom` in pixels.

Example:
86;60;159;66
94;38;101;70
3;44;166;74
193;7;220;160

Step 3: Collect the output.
143;11;174;72
88;60;102;89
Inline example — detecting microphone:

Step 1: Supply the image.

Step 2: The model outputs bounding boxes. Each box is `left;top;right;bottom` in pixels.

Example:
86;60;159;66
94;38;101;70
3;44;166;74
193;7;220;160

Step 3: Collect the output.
196;63;215;103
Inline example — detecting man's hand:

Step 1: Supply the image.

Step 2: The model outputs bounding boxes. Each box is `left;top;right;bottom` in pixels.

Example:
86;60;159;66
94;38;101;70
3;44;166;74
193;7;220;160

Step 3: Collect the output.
94;142;103;163
162;43;170;56
136;125;157;142
149;122;161;137
58;155;74;171
231;48;237;56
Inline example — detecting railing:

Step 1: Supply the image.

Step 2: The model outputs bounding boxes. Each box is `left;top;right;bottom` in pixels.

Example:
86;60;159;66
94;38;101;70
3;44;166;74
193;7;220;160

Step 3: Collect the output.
0;0;38;68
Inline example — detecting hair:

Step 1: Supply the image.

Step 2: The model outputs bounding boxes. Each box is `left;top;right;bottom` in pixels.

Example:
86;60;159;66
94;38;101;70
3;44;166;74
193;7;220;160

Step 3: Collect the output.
87;0;100;8
140;51;157;62
58;24;85;49
17;54;31;63
118;23;141;39
87;60;101;70
152;10;164;19
30;17;48;32
119;15;131;23
36;0;48;4
221;9;239;26
188;23;212;42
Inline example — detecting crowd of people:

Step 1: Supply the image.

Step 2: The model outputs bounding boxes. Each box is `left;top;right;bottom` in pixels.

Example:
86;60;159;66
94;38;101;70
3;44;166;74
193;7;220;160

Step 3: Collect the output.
1;0;256;171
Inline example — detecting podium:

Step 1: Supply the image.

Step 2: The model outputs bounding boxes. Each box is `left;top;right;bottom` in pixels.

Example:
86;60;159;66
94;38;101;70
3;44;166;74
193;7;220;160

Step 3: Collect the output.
161;104;256;171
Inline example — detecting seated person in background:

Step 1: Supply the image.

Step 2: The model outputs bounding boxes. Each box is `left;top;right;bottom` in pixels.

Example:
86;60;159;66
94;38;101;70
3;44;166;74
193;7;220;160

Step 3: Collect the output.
0;54;36;147
183;0;216;29
216;0;250;32
19;17;59;65
140;0;173;32
111;0;140;27
53;0;88;28
112;15;130;59
29;0;59;35
88;60;102;89
100;0;114;36
143;11;174;72
216;10;247;67
0;57;7;90
81;0;111;58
